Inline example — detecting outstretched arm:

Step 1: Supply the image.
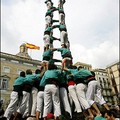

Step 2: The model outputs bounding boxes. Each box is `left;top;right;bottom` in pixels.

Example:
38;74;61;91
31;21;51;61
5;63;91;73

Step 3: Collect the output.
51;7;59;12
52;25;60;29
50;48;58;51
52;36;60;41
63;67;69;72
40;65;47;78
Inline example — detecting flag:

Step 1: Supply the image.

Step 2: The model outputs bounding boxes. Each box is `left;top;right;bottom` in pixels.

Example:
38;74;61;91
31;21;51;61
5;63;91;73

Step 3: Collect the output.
25;43;40;50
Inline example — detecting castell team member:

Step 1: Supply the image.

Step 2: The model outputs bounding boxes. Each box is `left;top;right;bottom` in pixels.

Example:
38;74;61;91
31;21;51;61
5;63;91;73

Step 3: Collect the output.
73;66;94;118
14;69;37;119
59;71;72;118
45;7;58;28
58;8;65;25
63;65;82;114
42;45;57;70
40;63;61;120
85;71;110;115
36;67;47;120
30;69;42;117
45;0;53;10
58;0;66;9
4;71;26;120
43;26;58;49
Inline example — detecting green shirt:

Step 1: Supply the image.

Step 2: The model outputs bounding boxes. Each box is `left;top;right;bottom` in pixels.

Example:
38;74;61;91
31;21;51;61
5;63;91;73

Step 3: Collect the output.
45;7;57;17
54;24;67;31
33;74;41;89
74;69;92;82
35;74;41;81
59;8;64;13
24;74;37;85
57;48;71;58
45;27;53;32
66;69;78;80
94;116;106;120
43;49;53;58
13;77;26;86
40;69;61;87
59;71;67;84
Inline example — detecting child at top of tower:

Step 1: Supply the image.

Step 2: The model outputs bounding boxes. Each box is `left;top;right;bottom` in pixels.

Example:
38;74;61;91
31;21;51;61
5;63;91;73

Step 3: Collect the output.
45;0;53;10
58;0;66;9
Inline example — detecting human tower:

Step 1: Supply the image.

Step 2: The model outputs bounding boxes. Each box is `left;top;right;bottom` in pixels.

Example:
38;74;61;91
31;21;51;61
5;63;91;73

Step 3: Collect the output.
43;0;69;49
3;1;110;120
42;0;72;70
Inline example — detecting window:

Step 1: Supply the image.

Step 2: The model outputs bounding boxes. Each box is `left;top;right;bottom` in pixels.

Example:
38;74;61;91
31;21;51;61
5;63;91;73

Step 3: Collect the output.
1;58;6;61
3;67;10;73
11;60;19;63
0;78;9;90
23;63;33;66
37;65;41;68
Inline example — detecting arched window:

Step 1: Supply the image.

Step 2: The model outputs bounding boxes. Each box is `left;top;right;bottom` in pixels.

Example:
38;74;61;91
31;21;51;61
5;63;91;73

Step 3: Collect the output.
0;75;10;90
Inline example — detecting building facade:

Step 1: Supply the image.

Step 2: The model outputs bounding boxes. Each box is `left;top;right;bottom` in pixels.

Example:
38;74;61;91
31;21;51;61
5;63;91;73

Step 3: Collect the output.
106;61;120;105
0;44;41;109
93;69;114;104
74;62;119;105
74;62;92;70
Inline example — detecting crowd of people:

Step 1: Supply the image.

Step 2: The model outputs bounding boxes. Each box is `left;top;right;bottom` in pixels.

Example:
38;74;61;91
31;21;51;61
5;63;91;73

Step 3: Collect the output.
2;62;120;120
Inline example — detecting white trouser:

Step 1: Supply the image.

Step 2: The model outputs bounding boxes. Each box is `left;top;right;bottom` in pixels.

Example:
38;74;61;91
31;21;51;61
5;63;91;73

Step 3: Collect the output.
43;84;61;118
43;34;50;47
76;83;90;109
59;13;65;24
31;87;38;116
86;80;106;106
59;87;72;117
4;91;20;120
36;91;44;115
45;15;52;27
68;85;82;113
60;31;68;46
17;91;30;116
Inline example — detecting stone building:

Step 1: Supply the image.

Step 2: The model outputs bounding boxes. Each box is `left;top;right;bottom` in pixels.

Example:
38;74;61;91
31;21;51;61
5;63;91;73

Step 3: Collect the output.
74;62;119;105
74;62;92;70
106;61;120;104
93;69;114;104
0;44;41;109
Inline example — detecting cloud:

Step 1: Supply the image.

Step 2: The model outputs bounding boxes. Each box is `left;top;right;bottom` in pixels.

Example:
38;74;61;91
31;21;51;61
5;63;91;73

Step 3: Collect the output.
1;0;119;69
71;36;119;69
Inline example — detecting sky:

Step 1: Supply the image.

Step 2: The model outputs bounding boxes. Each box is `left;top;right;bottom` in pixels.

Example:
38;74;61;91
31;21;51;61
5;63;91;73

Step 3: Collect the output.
1;0;119;69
